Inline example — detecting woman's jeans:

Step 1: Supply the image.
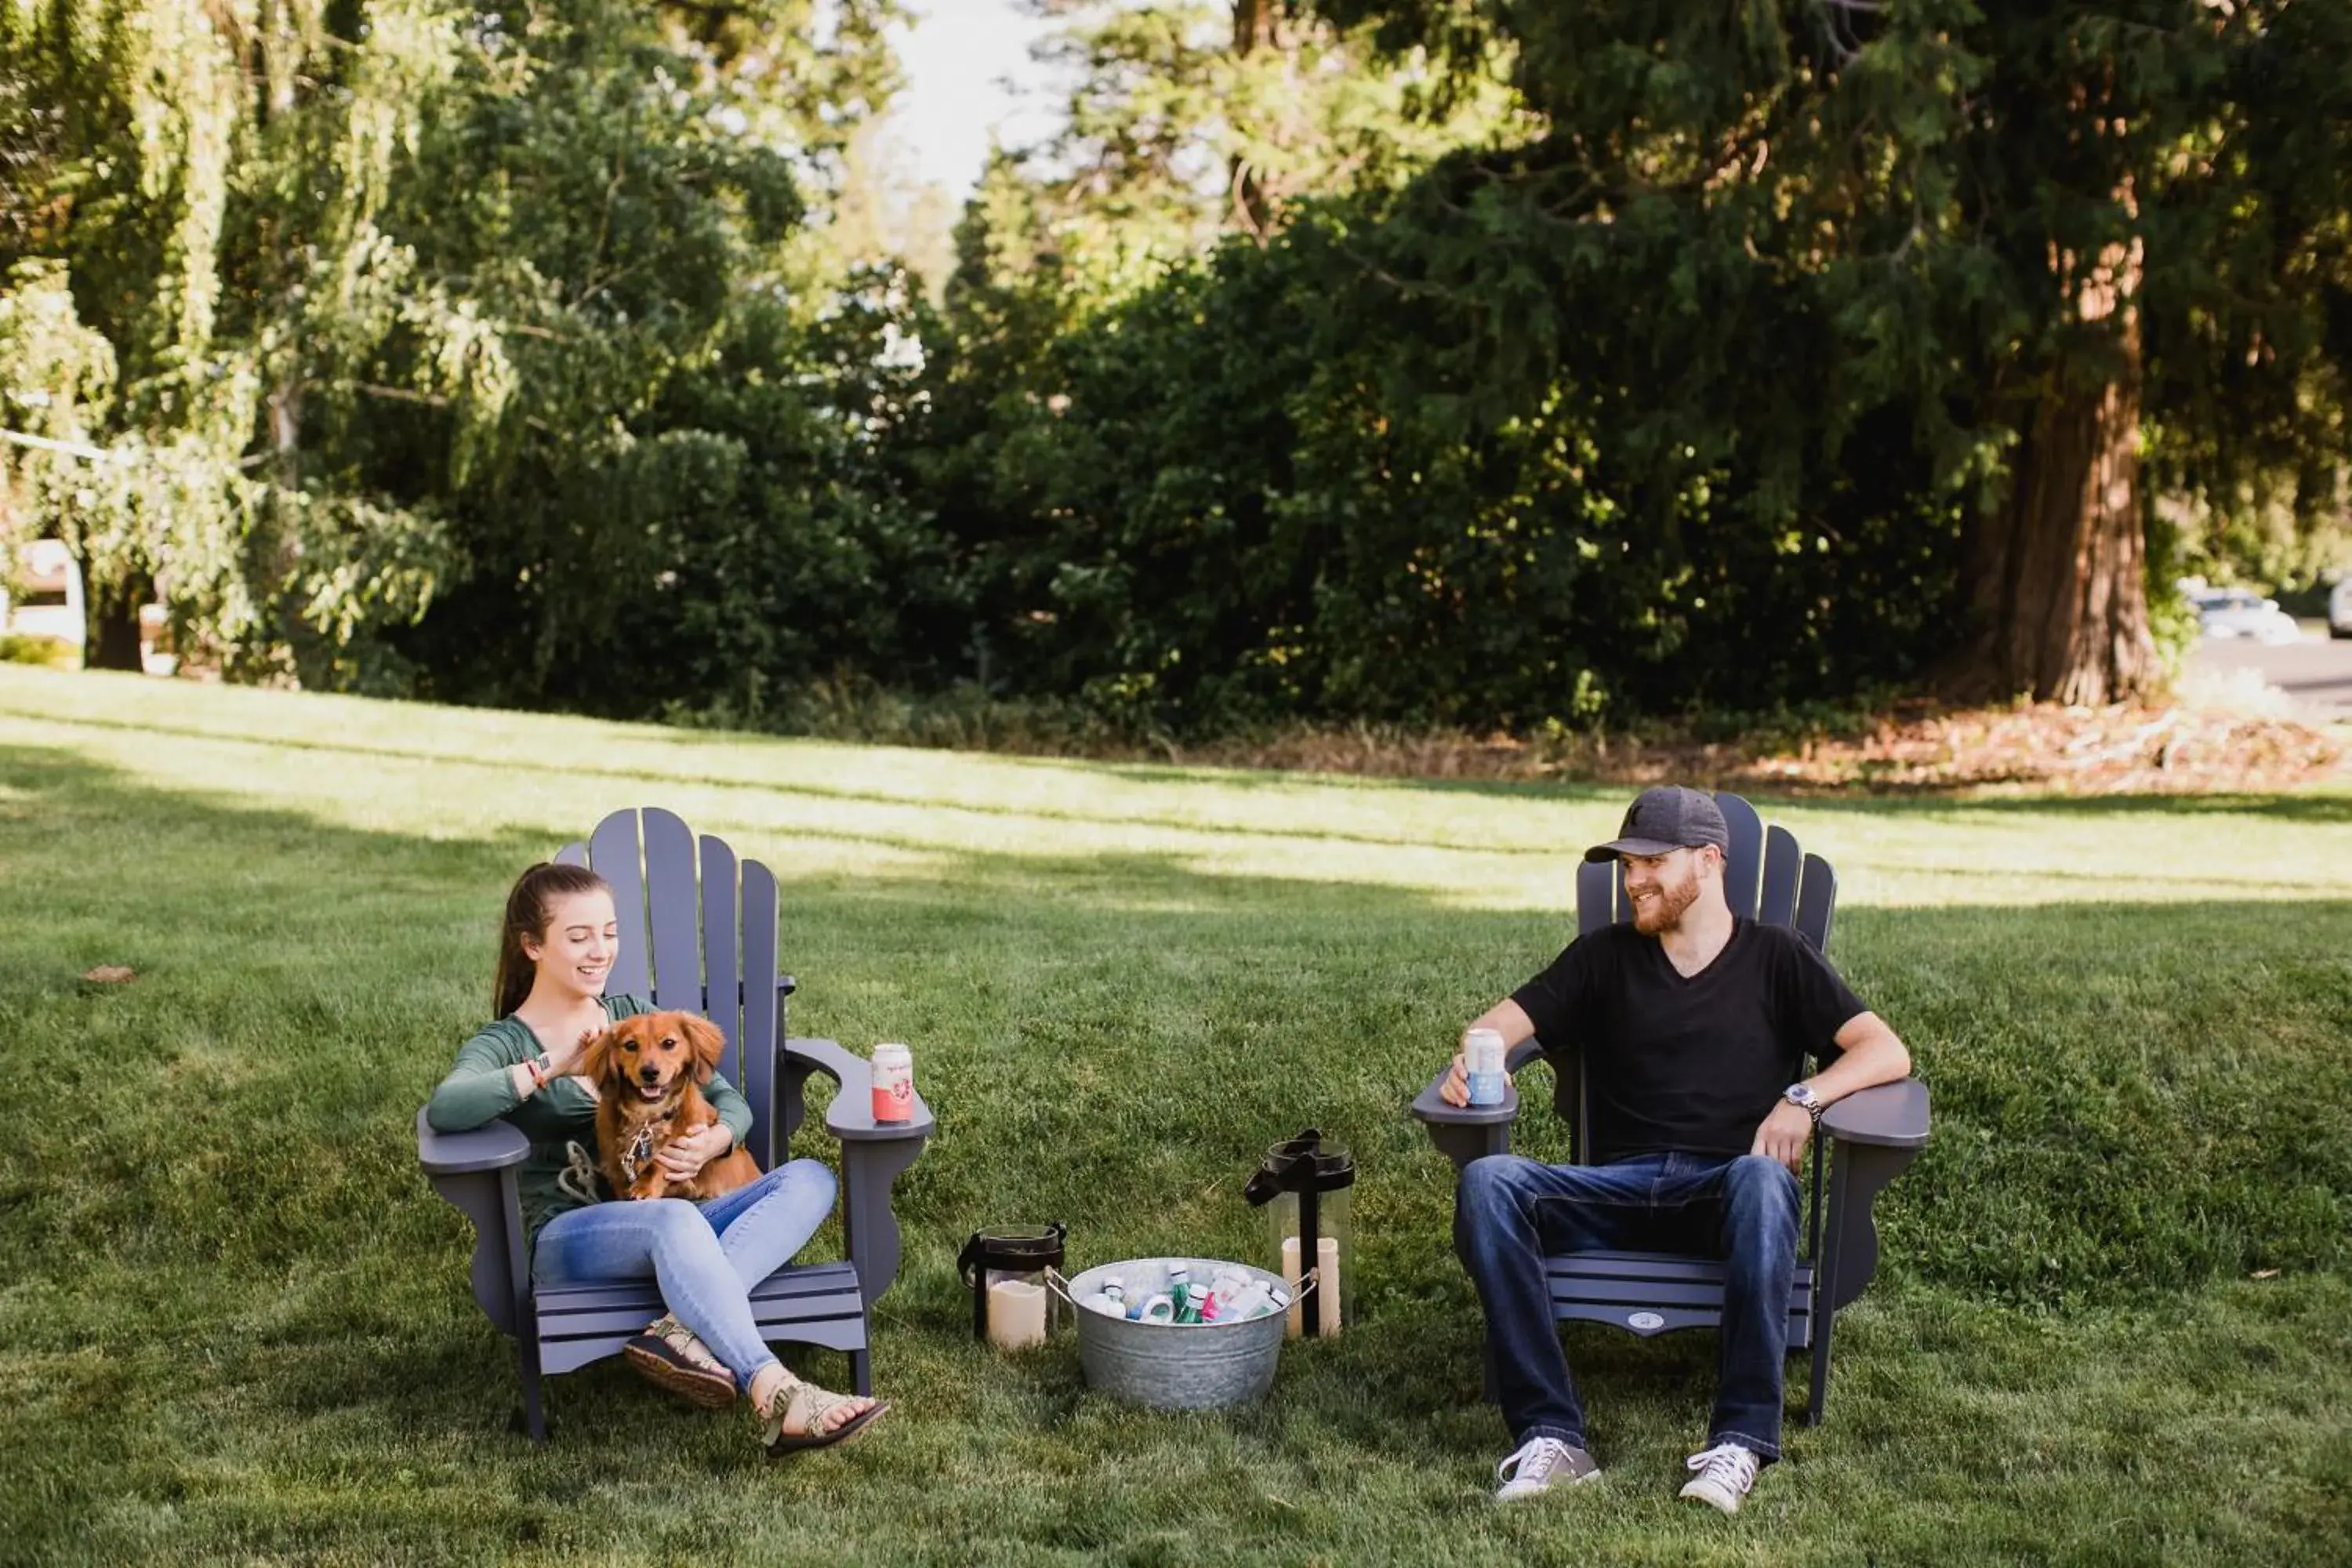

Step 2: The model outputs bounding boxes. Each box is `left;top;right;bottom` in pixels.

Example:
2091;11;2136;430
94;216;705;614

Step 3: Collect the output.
534;1159;837;1391
1454;1151;1801;1461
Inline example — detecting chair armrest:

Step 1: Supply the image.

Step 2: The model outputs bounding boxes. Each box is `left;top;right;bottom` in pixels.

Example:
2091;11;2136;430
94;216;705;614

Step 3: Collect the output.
1821;1078;1929;1149
1410;1069;1520;1128
781;1036;931;1309
416;1107;530;1175
783;1036;935;1143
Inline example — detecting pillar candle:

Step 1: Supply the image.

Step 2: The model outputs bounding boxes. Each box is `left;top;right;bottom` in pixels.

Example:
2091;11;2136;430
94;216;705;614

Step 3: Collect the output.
986;1277;1048;1350
1280;1235;1345;1338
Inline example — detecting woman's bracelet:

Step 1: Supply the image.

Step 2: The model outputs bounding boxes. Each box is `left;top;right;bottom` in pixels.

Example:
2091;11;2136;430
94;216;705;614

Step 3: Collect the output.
523;1054;554;1092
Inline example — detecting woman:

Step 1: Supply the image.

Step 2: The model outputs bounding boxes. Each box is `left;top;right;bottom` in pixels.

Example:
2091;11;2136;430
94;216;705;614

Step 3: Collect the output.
426;861;885;1453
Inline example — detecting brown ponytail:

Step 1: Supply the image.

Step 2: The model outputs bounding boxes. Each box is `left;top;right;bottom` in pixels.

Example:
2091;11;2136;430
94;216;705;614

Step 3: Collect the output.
493;862;612;1018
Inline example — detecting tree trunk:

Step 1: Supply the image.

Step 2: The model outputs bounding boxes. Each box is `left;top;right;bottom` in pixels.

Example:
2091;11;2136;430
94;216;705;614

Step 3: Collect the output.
85;568;150;672
1229;0;1274;238
1947;245;2159;706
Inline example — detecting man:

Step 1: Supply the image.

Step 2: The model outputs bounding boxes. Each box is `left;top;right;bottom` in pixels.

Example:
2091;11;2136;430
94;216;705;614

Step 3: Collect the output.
1440;785;1911;1512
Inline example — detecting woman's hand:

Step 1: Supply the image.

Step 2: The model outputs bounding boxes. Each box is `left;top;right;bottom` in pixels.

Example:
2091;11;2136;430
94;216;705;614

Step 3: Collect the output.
655;1123;733;1181
549;1025;601;1080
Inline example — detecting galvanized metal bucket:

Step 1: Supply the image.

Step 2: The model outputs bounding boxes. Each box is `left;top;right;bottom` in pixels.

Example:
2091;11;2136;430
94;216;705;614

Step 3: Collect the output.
1054;1257;1290;1410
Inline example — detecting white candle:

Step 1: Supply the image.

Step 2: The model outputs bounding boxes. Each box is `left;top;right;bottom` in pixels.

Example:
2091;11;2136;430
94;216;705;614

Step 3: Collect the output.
1280;1236;1344;1338
986;1278;1048;1350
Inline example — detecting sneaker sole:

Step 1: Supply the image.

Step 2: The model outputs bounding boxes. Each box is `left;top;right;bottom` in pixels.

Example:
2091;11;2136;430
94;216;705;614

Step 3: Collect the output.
1678;1479;1742;1515
622;1342;739;1409
1496;1467;1603;1502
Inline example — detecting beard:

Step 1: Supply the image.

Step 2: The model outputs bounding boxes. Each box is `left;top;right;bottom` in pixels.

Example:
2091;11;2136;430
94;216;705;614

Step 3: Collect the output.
1630;866;1703;934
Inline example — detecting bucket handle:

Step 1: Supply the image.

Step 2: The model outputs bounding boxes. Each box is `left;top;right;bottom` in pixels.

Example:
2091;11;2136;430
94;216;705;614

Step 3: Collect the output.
1043;1265;1076;1307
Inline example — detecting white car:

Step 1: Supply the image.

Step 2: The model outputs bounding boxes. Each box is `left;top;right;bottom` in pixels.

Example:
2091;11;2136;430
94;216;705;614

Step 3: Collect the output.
2191;586;2303;644
0;539;87;664
2330;575;2352;640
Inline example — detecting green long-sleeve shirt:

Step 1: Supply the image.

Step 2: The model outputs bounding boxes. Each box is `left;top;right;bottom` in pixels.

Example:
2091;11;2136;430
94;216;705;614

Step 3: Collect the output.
426;993;754;1246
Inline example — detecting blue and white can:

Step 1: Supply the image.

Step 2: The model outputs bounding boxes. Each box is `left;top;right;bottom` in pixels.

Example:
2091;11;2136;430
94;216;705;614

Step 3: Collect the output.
1465;1028;1507;1106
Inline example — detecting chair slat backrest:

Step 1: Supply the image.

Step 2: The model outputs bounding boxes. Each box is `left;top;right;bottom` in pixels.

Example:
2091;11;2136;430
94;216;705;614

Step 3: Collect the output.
641;808;702;1014
559;808;788;1171
1795;853;1836;953
699;833;744;1085
588;812;654;1000
1759;824;1802;929
1574;859;1616;939
1717;793;1764;920
739;855;782;1170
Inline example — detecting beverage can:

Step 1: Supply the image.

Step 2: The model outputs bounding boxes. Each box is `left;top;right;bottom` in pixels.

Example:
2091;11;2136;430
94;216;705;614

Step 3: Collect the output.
1465;1027;1507;1107
871;1042;915;1122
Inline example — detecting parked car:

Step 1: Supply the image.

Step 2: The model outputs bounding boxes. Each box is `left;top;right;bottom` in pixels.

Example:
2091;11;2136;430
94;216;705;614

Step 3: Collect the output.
2330;575;2352;640
2190;585;2303;644
0;539;87;666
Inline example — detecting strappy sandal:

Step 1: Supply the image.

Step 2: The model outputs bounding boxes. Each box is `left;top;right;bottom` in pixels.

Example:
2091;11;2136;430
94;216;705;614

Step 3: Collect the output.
758;1374;889;1456
622;1314;738;1409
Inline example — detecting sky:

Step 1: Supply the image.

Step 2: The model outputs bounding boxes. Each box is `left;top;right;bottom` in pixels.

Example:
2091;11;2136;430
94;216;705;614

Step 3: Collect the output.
884;1;1069;204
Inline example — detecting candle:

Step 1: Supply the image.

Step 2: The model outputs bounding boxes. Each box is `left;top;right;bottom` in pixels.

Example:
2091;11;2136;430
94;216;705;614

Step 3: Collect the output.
986;1277;1048;1350
1280;1235;1344;1338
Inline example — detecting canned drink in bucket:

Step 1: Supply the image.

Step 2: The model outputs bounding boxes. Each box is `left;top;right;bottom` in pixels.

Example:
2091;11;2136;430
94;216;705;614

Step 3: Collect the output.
871;1042;915;1122
1464;1028;1506;1107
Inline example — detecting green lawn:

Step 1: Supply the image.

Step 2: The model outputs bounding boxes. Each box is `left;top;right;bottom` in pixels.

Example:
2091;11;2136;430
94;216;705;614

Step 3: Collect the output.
2;666;2348;1566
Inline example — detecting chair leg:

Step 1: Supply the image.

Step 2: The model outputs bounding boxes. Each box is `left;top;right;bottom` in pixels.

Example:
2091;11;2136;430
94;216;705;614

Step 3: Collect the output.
851;1345;873;1399
514;1334;548;1443
1806;1306;1833;1426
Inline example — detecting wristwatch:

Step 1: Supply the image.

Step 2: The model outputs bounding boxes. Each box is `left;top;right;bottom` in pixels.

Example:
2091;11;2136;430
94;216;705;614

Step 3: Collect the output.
1782;1083;1824;1124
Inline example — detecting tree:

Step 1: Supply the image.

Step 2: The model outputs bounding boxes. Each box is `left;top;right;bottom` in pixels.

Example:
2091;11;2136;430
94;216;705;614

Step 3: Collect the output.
0;1;916;696
1314;0;2352;704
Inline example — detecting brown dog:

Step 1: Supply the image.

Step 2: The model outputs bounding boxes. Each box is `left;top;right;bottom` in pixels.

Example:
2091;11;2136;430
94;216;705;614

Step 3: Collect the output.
581;1011;763;1201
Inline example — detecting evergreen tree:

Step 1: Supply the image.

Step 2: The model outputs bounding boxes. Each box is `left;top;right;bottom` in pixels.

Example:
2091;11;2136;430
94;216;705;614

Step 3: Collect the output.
1316;0;2352;702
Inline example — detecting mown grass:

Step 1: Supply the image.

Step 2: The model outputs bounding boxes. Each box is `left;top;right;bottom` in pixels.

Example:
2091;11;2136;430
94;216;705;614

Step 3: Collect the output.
1;666;2347;1566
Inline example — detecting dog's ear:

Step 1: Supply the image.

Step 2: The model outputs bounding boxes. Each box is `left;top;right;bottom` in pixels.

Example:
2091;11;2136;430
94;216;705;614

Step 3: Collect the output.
682;1014;728;1083
577;1026;621;1087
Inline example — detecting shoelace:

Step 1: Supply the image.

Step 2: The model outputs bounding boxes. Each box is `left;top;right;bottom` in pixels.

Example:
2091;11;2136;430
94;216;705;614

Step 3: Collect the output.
1685;1442;1759;1492
1497;1436;1575;1486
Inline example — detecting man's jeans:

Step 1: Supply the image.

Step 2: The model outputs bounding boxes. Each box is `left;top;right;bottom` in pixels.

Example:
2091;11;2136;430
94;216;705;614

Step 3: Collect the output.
1454;1151;1801;1461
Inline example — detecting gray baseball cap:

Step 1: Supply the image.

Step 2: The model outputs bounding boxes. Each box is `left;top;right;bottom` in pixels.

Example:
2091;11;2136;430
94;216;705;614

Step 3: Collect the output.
1584;786;1730;862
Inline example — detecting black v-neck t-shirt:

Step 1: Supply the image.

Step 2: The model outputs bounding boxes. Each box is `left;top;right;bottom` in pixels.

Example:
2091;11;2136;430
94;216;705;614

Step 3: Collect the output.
1508;919;1868;1164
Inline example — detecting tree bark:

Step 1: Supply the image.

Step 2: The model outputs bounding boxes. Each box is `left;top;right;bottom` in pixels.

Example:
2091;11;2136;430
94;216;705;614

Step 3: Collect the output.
1229;0;1274;238
1947;245;2159;706
85;568;150;672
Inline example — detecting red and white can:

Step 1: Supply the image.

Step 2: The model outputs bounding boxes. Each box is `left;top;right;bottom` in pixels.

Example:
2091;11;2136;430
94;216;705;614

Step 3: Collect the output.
871;1042;915;1123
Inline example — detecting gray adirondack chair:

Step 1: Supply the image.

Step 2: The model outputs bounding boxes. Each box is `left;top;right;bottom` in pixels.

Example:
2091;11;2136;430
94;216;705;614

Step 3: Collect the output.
416;807;933;1440
1412;791;1928;1424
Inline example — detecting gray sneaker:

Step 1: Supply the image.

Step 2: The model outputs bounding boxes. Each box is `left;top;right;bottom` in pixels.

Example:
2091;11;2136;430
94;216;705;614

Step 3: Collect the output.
1494;1436;1602;1501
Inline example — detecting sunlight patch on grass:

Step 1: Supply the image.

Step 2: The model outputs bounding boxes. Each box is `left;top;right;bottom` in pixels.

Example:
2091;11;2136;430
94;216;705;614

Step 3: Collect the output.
2;669;2350;918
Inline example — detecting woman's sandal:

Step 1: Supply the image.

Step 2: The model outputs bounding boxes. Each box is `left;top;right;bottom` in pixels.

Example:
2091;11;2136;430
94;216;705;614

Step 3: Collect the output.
622;1314;739;1409
758;1375;890;1456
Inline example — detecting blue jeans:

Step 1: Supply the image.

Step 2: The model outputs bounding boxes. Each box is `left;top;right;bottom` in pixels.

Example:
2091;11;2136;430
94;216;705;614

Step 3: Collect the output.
1454;1151;1801;1461
534;1159;837;1391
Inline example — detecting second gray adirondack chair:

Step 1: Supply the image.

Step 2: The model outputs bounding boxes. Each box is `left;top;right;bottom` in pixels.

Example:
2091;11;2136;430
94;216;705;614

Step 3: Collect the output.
416;807;932;1440
1411;791;1928;1424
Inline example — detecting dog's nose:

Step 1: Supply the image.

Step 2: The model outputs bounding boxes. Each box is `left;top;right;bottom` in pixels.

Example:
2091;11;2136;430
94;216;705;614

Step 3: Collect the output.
638;1066;660;1083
